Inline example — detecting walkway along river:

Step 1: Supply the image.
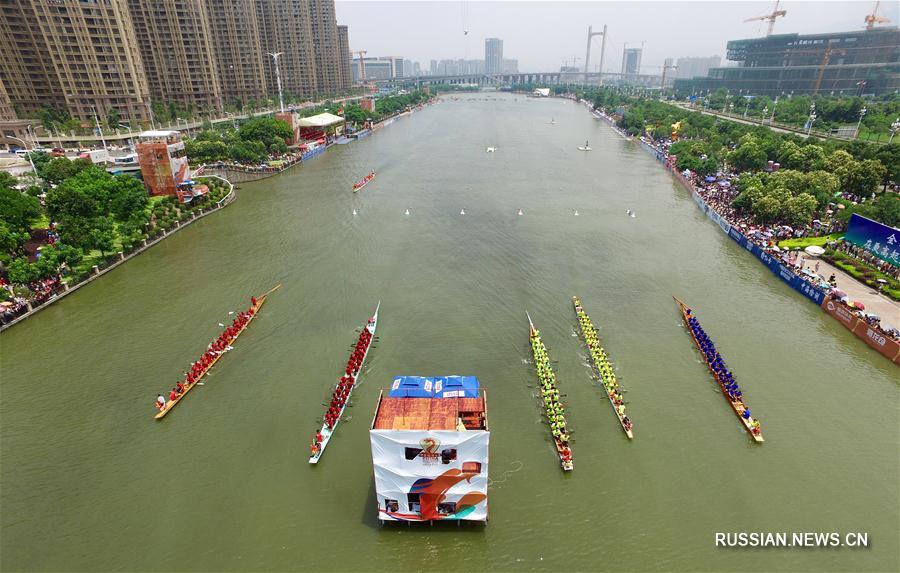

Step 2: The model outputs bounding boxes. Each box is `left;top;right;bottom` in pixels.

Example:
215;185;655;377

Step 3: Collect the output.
0;93;896;572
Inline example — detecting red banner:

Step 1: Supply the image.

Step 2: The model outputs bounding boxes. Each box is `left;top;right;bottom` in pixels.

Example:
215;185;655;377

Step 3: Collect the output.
821;297;900;364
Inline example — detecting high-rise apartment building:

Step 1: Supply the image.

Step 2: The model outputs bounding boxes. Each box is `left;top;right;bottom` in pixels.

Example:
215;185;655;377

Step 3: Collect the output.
128;0;223;115
205;0;268;106
2;0;151;122
337;24;352;90
308;0;341;94
674;56;722;80
256;0;318;98
485;38;503;74
2;0;349;123
0;1;64;117
621;48;643;76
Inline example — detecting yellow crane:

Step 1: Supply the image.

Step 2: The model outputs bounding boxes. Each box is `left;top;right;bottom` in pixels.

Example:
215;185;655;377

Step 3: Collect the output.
864;1;890;30
744;0;787;36
352;50;367;81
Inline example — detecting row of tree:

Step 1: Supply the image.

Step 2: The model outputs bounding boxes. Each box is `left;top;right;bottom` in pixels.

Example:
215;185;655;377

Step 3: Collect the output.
553;86;897;228
341;90;431;124
678;88;900;136
184;117;293;165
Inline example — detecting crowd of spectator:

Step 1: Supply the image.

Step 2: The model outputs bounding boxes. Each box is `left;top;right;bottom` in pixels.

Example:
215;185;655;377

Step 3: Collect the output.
626;126;900;345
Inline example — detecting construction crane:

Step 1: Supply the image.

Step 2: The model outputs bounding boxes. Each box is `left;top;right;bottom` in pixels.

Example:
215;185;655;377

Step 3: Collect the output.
744;0;786;36
352;50;367;81
813;44;847;93
658;62;678;89
864;1;890;30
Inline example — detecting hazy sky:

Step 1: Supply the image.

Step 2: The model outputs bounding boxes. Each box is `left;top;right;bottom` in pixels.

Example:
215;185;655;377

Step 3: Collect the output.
335;1;899;72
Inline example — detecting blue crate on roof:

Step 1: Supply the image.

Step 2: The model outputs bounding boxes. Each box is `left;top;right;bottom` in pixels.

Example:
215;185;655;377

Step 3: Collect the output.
389;376;480;398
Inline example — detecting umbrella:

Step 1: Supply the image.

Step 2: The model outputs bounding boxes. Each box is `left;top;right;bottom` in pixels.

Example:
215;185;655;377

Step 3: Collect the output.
851;301;866;310
831;289;847;298
805;245;826;256
876;278;888;284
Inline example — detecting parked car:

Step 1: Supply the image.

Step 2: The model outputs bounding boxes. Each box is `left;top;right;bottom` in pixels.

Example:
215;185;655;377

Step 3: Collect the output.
51;148;66;157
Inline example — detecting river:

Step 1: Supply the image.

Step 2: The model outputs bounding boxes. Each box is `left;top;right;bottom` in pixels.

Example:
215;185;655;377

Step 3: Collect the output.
1;93;897;572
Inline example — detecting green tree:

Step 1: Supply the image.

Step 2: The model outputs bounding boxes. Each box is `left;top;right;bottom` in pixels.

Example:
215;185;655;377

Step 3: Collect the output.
767;169;806;195
798;144;826;171
872;194;899;227
6;257;41;284
90;216;117;255
844;159;887;197
825;149;855;189
784;193;818;225
753;195;783;223
776;140;803;170
40;157;92;185
0;185;42;236
728;140;767;172
238;117;293;152
106;108;121;129
804;171;840;207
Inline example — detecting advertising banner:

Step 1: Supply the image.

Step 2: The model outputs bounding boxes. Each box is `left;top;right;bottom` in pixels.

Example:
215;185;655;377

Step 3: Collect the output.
822;298;900;363
844;214;900;268
370;430;489;522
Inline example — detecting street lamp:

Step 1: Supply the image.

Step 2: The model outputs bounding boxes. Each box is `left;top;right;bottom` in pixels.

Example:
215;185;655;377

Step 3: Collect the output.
90;105;107;150
855;107;867;139
806;103;817;136
889;117;900;143
6;136;37;175
267;52;285;113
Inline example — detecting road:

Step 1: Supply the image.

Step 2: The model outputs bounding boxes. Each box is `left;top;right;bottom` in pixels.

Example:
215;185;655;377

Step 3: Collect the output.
29;93;369;147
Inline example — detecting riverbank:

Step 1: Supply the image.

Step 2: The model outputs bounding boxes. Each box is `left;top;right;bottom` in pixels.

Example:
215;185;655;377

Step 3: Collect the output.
0;176;235;332
589;101;899;364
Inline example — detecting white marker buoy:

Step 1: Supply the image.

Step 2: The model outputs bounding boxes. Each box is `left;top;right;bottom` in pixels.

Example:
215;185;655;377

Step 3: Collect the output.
630;212;636;218
517;209;523;216
352;209;357;215
574;209;579;216
405;208;410;216
460;208;466;215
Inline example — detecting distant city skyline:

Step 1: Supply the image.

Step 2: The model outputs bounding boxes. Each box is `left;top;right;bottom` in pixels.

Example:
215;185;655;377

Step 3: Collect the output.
335;1;899;73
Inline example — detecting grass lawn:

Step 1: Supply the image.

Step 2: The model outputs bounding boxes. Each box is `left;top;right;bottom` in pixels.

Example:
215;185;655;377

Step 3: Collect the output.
31;215;50;230
777;233;843;250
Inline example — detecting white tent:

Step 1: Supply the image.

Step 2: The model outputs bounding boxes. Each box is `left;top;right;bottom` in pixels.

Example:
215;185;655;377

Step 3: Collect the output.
297;112;345;128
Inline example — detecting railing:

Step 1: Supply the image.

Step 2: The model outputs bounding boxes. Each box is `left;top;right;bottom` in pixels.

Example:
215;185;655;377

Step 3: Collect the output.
1;177;236;332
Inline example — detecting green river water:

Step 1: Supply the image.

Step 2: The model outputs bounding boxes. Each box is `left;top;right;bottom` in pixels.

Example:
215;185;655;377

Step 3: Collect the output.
1;93;897;572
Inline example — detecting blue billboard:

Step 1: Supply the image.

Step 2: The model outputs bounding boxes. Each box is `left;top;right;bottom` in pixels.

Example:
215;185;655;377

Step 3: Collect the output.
844;213;899;268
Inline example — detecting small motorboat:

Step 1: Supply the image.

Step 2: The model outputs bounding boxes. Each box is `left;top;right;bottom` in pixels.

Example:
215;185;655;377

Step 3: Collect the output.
577;140;592;151
486;146;497;153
